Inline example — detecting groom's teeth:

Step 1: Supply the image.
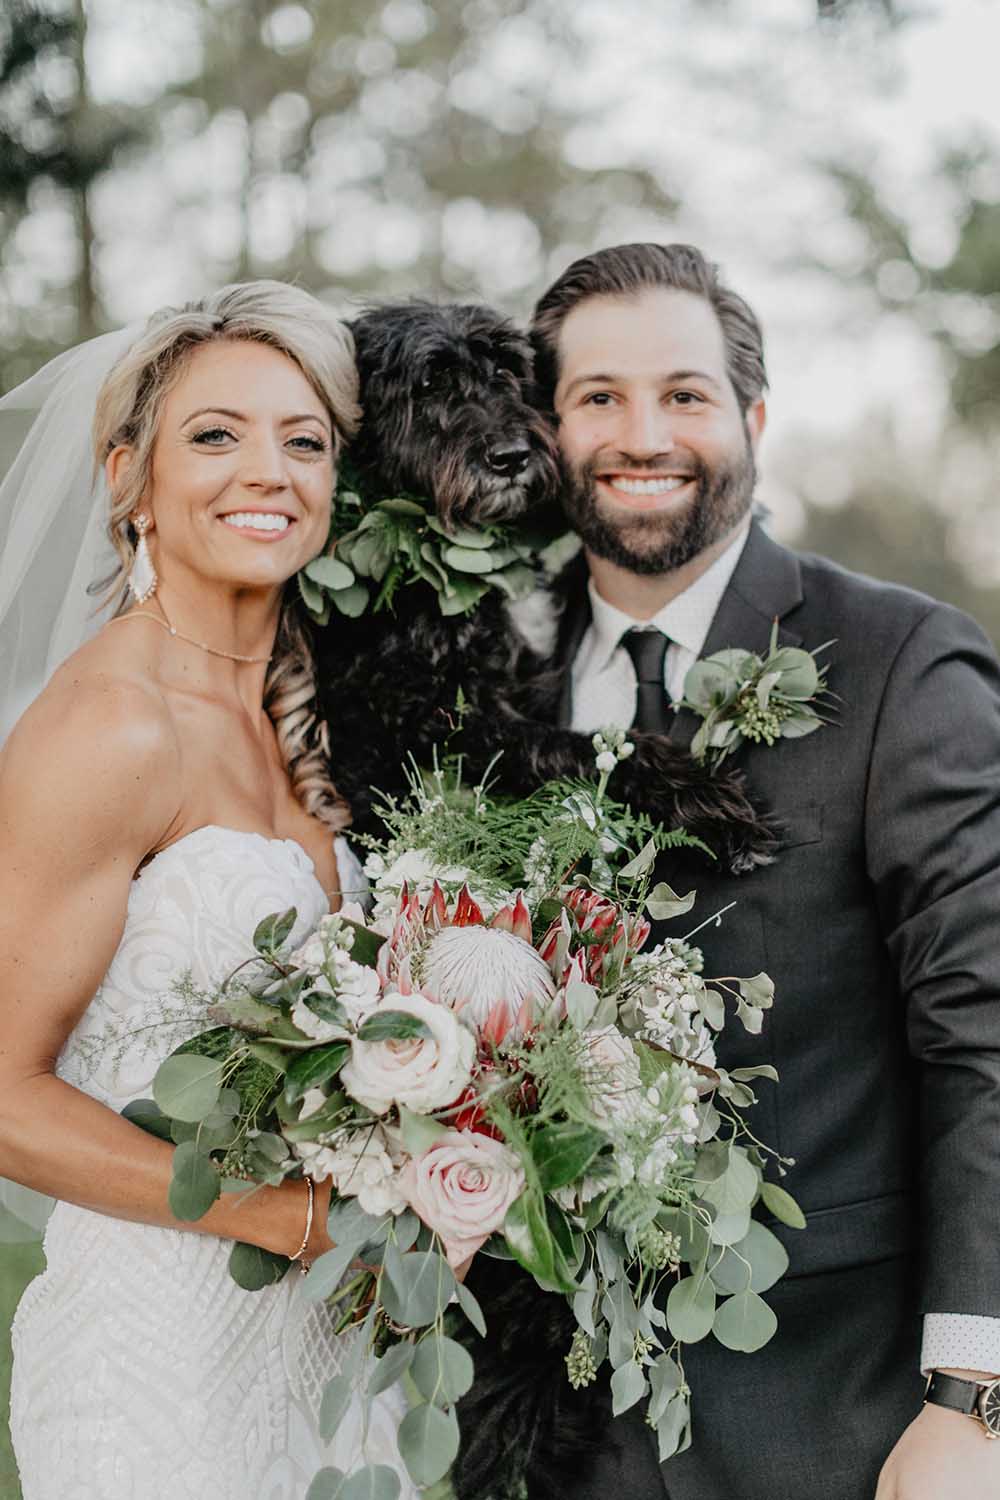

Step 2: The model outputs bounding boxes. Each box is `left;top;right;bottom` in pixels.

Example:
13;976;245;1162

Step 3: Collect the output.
221;513;290;532
608;476;689;496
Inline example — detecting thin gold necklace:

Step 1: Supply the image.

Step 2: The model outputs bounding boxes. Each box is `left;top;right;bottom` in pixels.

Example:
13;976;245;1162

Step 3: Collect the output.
111;605;272;664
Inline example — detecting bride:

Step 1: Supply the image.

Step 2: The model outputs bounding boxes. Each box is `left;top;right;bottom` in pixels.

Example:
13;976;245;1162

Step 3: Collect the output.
0;282;416;1497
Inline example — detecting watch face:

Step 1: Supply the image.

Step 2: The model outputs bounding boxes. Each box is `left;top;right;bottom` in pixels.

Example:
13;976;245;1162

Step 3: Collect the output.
979;1383;1000;1437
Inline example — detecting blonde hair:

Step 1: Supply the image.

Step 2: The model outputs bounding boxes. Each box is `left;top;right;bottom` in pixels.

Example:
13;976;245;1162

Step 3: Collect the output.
93;280;361;833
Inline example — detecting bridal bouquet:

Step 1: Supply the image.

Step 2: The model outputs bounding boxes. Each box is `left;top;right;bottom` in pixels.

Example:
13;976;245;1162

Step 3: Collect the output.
138;732;802;1498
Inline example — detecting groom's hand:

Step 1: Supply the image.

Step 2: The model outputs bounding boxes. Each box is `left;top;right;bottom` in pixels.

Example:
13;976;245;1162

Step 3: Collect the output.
876;1380;1000;1498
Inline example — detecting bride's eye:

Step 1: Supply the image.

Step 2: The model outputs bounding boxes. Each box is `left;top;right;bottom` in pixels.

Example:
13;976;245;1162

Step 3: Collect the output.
288;434;328;454
191;426;235;446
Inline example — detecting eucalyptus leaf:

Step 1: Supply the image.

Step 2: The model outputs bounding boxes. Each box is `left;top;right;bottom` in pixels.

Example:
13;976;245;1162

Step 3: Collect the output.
327;1196;384;1251
411;1334;475;1406
618;838;658;881
153;1054;224;1123
168;1141;220;1221
253;907;297;954
610;1360;648;1415
712;1289;778;1352
441;545;498;574
656;1392;691;1463
666;1273;716;1343
565;976;600;1031
357;1011;432;1043
701;1151;759;1215
380;1250;456;1329
456;1280;487;1337
305;1469;345;1500
760;1181;807;1230
229;1240;290;1291
738;973;775;1009
647;1354;683;1426
768;646;819;699
709;1221;789;1295
730;1064;779;1084
298;572;326;615
645;883;696;922
439;579;488;615
707;1207;752;1246
305;554;356;591
320;1372;356;1442
121;1097;173;1141
330;582;372;617
303;992;350;1027
340;920;386;969
531;1122;606;1194
398;1104;449;1154
246;1040;289;1074
393;1210;421;1252
302;1239;361;1303
682;658;740;711
780;712;822;739
337;1467;402;1500
697;986;726;1031
283;1043;350;1107
735;1000;764;1035
397;1402;460;1487
368;1341;416;1397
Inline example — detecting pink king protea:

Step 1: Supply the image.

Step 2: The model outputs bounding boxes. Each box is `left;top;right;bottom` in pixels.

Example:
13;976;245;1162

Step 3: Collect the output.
377;882;557;1045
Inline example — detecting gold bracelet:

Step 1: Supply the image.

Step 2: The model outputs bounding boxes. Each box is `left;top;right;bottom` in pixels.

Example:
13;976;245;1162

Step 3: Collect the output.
288;1177;315;1266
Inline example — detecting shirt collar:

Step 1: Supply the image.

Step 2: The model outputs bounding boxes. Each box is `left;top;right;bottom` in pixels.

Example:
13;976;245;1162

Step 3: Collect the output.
585;521;751;672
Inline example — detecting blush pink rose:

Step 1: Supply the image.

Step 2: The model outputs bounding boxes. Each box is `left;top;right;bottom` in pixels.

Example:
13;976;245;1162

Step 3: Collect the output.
400;1129;525;1269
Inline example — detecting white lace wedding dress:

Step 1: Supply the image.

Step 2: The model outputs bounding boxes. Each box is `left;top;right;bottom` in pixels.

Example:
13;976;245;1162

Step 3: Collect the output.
10;825;416;1500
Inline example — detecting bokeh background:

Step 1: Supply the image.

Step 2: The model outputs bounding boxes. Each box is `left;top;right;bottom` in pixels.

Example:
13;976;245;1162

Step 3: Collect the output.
1;0;998;1490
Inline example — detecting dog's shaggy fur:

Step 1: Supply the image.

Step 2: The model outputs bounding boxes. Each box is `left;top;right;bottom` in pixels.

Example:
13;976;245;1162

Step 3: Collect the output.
314;298;775;871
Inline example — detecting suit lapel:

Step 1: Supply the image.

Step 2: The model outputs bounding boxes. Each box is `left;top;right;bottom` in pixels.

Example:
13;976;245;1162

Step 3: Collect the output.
670;521;805;748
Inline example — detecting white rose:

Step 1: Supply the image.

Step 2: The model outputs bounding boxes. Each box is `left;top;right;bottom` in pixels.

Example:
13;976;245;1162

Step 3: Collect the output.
400;1129;525;1268
341;990;475;1116
291;958;381;1042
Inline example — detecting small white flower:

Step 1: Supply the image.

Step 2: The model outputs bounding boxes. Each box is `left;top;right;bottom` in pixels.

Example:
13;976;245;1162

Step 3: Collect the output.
295;1121;407;1217
595;751;617;774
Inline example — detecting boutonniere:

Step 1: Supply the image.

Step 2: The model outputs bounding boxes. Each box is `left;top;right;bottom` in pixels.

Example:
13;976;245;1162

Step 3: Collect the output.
681;623;833;768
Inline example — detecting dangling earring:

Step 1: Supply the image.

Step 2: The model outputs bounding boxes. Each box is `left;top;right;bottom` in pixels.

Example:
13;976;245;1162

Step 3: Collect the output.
128;514;158;603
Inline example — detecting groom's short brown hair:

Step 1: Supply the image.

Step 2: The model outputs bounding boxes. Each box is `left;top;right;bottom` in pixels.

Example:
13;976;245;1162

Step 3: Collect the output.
530;242;768;415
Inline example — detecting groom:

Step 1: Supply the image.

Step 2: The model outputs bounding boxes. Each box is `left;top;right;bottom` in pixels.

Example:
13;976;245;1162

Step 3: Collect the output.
521;243;1000;1498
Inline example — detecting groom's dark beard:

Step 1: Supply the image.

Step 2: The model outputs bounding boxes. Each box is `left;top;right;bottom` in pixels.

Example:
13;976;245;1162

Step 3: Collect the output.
560;435;757;576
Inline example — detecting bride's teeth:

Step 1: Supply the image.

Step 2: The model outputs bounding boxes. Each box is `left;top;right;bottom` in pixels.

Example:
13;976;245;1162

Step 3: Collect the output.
609;476;687;496
221;513;290;532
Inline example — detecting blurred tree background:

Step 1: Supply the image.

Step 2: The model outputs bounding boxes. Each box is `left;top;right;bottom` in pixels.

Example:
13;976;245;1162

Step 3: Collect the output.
2;0;998;641
0;0;997;1490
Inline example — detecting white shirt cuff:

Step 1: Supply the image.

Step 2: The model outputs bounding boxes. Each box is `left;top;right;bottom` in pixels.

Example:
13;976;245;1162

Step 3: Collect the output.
922;1314;1000;1376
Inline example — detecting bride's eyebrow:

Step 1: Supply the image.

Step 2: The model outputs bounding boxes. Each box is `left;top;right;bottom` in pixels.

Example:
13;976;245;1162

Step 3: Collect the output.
182;406;330;431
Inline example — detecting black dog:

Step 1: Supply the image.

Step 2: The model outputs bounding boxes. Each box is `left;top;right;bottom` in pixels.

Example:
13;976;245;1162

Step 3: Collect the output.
312;297;774;871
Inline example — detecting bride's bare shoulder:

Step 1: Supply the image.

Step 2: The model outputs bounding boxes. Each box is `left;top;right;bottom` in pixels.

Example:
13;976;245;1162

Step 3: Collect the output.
1;634;182;842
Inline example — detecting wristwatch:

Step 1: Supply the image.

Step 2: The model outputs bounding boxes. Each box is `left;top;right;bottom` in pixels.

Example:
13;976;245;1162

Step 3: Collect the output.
924;1371;1000;1438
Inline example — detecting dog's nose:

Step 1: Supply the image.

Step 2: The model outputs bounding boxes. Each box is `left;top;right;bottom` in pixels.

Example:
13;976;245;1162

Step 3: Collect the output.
484;440;531;478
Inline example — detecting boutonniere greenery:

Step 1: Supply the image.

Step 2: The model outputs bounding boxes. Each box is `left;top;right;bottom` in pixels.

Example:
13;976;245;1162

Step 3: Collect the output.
682;623;833;768
297;469;568;623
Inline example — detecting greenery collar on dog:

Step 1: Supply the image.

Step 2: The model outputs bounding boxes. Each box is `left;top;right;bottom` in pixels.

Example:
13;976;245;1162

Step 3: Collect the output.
297;471;566;622
681;623;833;767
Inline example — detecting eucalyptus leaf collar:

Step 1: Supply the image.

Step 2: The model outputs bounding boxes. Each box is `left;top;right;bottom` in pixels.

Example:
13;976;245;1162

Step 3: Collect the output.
297;471;567;622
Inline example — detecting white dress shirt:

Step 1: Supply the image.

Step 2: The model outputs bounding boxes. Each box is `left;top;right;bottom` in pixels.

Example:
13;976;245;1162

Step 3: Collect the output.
569;522;999;1377
570;524;749;734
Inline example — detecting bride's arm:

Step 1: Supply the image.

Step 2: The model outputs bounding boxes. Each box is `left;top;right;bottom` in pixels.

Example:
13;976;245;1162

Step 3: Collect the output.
0;674;332;1261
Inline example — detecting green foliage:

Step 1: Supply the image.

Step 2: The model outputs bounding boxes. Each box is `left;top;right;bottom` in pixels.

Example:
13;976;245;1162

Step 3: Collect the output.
229;1241;291;1291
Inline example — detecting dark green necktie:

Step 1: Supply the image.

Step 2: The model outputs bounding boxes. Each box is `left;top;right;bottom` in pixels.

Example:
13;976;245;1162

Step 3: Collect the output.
620;627;671;735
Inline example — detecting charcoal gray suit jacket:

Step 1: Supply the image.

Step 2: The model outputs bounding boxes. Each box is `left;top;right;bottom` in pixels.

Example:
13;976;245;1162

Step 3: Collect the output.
554;521;1000;1500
